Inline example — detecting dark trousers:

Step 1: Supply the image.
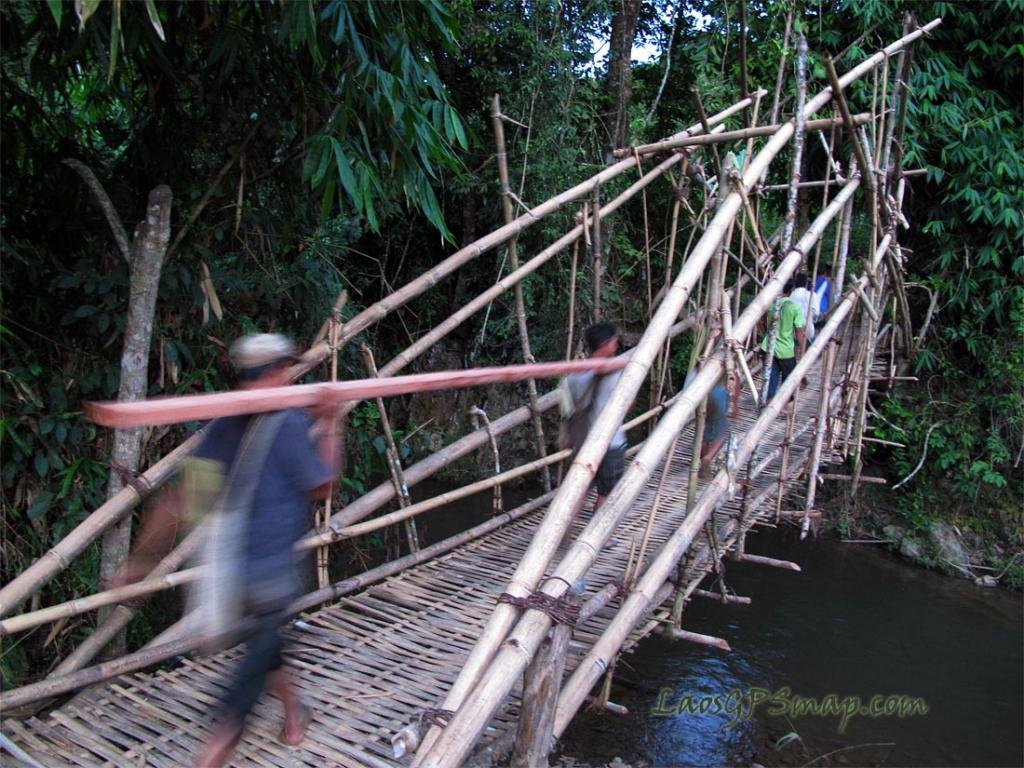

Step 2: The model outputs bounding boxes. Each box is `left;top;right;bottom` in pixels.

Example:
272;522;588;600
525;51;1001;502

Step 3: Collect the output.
220;607;285;723
767;355;797;401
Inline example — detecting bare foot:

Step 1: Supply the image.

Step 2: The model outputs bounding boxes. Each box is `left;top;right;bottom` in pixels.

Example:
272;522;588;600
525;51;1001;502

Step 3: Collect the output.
195;719;242;768
279;704;313;747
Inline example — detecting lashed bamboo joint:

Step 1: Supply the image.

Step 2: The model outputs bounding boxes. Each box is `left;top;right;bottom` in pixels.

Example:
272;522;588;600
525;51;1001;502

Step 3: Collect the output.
1;18;939;768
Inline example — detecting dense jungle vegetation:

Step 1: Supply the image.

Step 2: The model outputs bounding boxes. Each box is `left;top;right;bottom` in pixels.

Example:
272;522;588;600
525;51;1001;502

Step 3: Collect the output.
1;0;1021;683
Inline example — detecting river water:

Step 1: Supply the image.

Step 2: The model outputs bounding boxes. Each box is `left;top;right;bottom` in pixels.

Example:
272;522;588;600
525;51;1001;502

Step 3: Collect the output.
409;483;1021;767
559;525;1023;768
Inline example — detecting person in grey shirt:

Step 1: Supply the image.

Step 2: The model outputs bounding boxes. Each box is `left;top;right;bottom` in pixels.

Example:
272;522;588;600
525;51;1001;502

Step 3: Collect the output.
564;323;627;512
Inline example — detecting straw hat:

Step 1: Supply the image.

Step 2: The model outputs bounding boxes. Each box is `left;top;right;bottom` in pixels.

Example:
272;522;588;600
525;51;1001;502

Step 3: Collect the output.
229;333;297;370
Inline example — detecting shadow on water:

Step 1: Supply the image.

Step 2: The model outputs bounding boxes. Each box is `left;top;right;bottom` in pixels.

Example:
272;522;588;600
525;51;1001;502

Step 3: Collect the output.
559;524;1023;768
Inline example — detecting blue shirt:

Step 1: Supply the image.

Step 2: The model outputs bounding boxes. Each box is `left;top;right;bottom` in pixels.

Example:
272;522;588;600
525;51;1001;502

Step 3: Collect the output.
815;276;831;314
194;409;332;585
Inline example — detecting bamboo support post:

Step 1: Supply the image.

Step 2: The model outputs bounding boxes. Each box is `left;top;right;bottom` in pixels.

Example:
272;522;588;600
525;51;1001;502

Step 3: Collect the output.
318;315;342;586
773;406;798;522
469;406;504;516
690;87;722;175
360;345;420;553
769;10;794;126
656;626;731;651
312;289;349;347
802;340;838;538
591;186;602;321
850;300;883;494
736;553;802;571
781;34;809;252
760;34;809;407
492;95;551;493
825;56;875;194
510;584;581;768
565;237;579;360
693;588;751;605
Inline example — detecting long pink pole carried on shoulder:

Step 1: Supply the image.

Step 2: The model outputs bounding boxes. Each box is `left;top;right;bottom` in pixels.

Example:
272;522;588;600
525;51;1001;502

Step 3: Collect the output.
84;358;627;429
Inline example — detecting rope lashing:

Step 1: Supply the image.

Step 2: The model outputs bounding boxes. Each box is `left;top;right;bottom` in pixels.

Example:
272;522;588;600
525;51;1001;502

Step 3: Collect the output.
110;459;153;502
497;591;581;626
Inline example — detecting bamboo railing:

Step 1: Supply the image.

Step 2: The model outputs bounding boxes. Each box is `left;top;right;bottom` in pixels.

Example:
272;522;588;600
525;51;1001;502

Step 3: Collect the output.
412;20;939;767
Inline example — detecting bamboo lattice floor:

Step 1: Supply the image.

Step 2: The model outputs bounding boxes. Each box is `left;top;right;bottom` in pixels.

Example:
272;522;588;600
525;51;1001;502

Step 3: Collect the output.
4;345;878;767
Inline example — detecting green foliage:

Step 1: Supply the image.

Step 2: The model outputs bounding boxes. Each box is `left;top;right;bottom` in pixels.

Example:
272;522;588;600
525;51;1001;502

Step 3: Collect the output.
836;1;1024;526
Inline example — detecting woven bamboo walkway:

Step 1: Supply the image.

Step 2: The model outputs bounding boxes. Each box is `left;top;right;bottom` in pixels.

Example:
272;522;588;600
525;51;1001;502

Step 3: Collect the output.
4;348;864;768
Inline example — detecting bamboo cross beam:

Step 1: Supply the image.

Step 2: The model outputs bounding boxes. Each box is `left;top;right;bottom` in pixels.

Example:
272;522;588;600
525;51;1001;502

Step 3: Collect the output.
84;358;628;429
613;114;871;158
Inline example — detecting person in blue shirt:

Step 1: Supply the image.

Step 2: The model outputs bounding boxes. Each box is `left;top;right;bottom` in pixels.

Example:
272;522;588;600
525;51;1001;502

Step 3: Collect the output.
814;262;832;316
113;334;340;767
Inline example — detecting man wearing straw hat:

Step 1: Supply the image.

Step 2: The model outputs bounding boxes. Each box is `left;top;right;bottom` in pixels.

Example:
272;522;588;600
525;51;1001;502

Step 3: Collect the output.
112;333;340;766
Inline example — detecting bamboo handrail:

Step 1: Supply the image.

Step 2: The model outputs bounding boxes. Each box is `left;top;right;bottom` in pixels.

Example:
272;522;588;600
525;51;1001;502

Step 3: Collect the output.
0;492;556;710
3;377;715;637
613;114;870;157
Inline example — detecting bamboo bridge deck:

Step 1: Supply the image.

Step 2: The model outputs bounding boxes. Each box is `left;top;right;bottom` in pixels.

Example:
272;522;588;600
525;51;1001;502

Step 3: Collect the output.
3;347;864;768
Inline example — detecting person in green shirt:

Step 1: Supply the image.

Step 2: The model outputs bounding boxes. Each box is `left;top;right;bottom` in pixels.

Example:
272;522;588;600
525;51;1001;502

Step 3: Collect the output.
761;277;806;409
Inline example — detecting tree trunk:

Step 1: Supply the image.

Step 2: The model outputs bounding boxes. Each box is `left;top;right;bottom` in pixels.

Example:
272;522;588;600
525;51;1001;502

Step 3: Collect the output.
96;184;173;658
607;0;642;151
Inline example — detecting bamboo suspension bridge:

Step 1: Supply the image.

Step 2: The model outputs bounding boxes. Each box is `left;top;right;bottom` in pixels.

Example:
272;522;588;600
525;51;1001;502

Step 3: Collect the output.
1;18;938;768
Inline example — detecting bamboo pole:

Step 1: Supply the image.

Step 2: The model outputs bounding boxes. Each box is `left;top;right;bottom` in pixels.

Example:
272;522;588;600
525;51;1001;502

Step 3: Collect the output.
0;566;200;637
833;196;854;304
368;149;698;402
613;114;870;157
802;339;838;539
318;315;342;586
591;186;602;321
1;450;574;636
825;57;875;194
850;272;886;495
769;10;793;126
469;407;503;517
492;95;551;493
0;492;556;710
565;237;579;360
49;522;205;676
360;345;419;553
773;403;798;521
761;33;809;408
